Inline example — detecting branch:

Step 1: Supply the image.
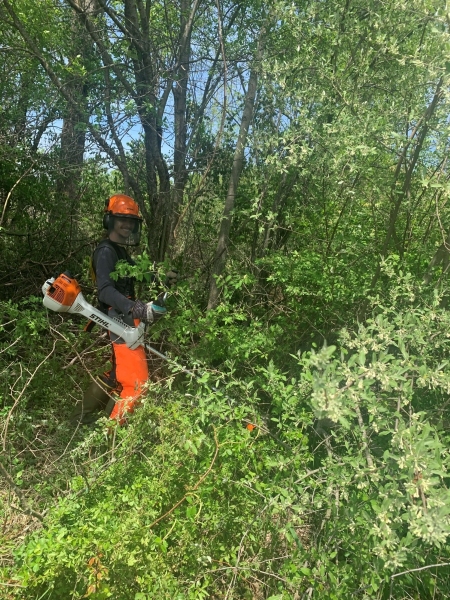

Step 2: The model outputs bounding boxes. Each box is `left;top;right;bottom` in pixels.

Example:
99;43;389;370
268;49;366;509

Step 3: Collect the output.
157;0;201;120
1;340;58;452
64;0;139;99
0;160;37;227
95;0;147;55
208;22;267;309
103;66;131;193
148;426;219;530
367;77;445;299
391;562;450;579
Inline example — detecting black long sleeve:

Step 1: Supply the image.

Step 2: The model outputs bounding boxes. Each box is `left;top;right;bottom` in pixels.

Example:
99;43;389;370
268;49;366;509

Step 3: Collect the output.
94;245;135;315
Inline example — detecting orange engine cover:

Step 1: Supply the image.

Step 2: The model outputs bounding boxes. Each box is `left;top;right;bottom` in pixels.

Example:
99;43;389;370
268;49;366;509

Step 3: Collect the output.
47;273;81;308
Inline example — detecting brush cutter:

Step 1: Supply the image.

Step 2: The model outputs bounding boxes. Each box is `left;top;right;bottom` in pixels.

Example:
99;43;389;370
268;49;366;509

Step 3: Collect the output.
42;272;145;349
42;271;195;374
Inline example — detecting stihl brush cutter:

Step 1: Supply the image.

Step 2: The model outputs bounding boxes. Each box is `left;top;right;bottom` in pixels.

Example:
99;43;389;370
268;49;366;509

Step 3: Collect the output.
42;271;195;374
42;272;144;349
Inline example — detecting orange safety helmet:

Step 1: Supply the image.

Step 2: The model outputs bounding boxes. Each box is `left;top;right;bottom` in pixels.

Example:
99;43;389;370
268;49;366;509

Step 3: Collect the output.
103;193;143;245
107;194;140;217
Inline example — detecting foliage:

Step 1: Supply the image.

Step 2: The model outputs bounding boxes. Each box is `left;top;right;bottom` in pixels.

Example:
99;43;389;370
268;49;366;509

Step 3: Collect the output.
1;269;450;598
1;0;450;598
12;390;307;599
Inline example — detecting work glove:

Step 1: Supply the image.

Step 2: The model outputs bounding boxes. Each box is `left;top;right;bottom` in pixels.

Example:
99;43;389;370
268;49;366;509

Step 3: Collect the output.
164;270;178;289
132;299;167;324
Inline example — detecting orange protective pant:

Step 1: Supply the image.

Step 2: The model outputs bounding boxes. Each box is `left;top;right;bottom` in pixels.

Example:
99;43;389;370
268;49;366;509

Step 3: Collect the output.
109;342;149;422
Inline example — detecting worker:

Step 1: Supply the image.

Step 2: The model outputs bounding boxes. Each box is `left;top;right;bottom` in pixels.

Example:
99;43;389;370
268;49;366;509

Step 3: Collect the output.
71;193;175;425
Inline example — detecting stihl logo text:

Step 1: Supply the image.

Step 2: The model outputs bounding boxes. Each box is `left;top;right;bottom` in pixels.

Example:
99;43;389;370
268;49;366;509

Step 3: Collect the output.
89;313;110;328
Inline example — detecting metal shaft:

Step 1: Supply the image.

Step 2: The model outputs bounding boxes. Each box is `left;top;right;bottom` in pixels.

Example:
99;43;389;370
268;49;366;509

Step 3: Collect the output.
145;343;197;378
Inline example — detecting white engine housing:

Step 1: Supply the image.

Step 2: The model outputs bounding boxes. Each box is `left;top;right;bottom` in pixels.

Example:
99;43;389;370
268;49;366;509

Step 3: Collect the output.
42;278;144;349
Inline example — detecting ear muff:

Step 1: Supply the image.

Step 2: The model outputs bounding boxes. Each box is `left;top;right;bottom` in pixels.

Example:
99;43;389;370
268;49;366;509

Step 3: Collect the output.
103;212;111;230
103;198;111;230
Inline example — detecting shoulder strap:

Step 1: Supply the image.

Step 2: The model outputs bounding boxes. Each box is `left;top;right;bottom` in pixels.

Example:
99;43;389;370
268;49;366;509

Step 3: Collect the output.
91;238;135;304
95;239;132;263
91;239;131;278
93;238;118;262
89;240;118;290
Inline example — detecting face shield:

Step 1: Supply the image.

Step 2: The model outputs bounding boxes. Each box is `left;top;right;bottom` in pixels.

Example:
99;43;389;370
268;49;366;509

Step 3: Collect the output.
108;214;142;246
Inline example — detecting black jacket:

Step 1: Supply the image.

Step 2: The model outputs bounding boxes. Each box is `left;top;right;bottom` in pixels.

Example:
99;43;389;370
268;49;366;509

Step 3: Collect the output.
92;239;136;315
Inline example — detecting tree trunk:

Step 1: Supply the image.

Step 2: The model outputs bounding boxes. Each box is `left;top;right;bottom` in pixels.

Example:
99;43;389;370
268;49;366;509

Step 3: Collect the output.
207;27;265;310
367;77;443;296
162;0;193;260
56;0;97;201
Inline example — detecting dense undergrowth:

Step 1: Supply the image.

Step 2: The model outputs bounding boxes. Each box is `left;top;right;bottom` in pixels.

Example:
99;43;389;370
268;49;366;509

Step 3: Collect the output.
1;267;450;599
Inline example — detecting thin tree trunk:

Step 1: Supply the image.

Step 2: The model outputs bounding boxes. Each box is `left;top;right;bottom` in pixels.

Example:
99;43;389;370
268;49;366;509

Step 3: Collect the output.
160;0;195;260
365;77;443;301
56;0;97;200
207;26;266;310
160;0;199;257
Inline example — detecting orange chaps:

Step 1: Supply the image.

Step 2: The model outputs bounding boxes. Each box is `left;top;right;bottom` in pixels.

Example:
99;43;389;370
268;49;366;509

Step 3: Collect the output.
109;342;149;422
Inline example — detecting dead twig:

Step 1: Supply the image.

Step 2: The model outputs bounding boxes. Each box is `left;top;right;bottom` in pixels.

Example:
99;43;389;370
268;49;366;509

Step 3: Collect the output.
62;334;107;370
1;340;57;451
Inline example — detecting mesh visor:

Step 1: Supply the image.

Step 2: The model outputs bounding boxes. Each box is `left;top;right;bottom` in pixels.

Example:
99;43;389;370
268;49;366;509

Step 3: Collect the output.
108;214;142;246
